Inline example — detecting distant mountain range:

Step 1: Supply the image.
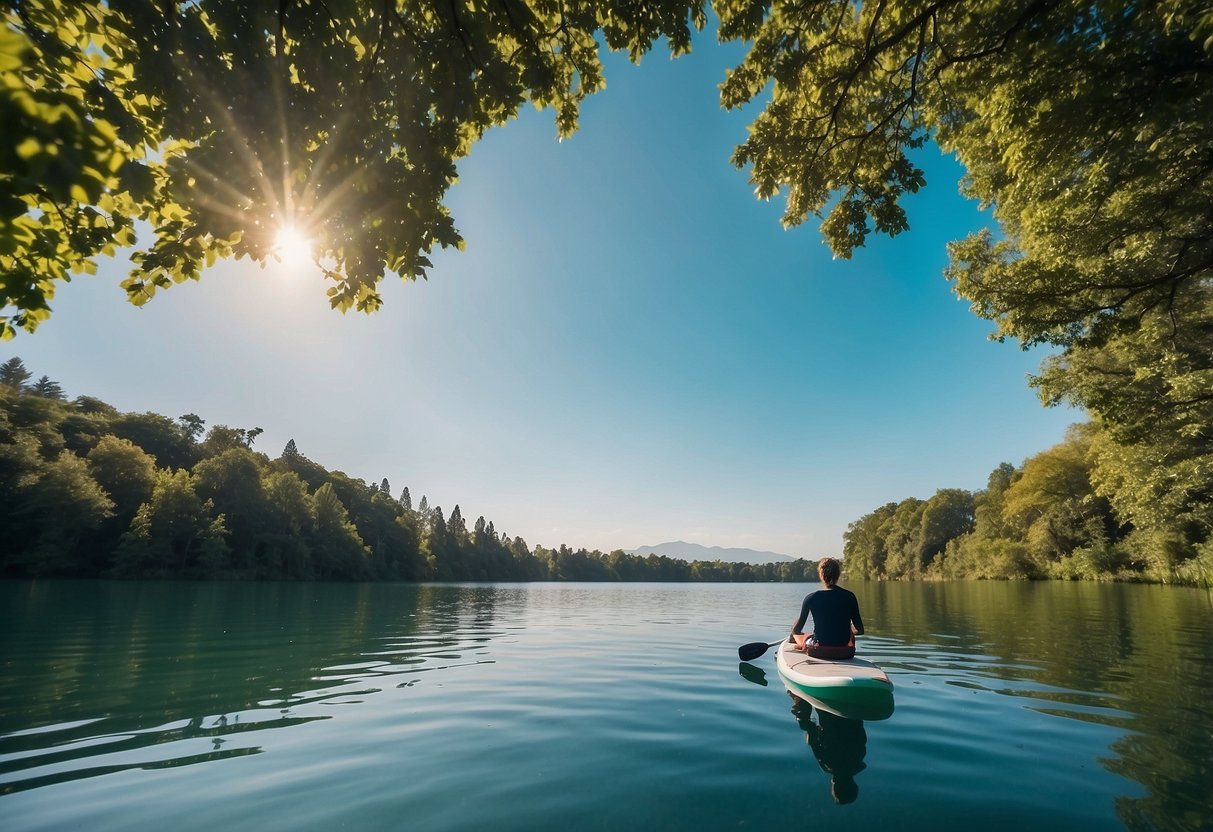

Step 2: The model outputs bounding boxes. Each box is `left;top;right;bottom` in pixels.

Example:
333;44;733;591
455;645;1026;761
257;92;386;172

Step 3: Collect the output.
629;541;802;565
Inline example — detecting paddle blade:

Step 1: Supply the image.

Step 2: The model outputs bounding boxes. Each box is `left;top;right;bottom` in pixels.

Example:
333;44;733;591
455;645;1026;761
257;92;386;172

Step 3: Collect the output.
738;641;774;662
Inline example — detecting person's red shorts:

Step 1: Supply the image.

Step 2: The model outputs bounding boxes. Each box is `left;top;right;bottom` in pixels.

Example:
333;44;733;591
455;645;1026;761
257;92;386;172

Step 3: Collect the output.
805;640;855;660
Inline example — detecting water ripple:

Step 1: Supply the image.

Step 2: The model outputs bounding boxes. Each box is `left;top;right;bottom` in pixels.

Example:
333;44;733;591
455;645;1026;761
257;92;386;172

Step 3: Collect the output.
2;580;1210;832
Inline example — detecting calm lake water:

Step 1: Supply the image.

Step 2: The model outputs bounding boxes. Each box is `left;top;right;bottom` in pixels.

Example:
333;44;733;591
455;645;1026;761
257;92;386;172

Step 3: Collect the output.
2;580;1211;831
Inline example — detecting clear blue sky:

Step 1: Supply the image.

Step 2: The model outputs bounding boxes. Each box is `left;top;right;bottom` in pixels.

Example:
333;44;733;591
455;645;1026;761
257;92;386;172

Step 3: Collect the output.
4;35;1078;558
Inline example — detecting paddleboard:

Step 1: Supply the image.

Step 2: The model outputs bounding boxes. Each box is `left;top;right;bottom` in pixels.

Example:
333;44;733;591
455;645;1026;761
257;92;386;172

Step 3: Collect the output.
775;639;895;721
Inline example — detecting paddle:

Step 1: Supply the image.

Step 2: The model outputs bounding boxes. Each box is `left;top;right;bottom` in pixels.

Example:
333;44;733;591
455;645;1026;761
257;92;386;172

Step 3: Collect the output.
738;639;785;662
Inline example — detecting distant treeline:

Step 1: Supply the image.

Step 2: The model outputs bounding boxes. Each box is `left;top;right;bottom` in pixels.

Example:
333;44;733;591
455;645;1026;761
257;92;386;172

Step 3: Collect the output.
0;358;818;583
843;425;1212;586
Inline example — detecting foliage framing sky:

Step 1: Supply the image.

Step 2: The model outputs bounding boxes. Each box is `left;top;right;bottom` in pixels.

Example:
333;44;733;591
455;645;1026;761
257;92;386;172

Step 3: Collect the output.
3;35;1078;558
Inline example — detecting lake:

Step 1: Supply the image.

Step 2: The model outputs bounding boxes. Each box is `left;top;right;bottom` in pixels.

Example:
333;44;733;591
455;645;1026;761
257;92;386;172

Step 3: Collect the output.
2;580;1210;831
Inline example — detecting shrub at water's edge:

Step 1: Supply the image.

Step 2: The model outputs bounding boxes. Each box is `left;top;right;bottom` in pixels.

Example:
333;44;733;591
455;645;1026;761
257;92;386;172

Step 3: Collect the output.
842;425;1213;586
0;361;819;583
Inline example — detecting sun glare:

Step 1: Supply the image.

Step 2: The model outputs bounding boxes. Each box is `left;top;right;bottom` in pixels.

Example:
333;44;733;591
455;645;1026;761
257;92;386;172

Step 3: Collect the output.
273;225;313;266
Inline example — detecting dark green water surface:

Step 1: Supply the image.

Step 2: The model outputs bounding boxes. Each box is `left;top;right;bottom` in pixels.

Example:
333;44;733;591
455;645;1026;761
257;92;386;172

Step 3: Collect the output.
2;580;1211;831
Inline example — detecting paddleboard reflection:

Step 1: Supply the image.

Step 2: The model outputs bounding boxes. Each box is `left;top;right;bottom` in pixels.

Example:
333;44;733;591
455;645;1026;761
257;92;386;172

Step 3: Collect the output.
786;690;873;805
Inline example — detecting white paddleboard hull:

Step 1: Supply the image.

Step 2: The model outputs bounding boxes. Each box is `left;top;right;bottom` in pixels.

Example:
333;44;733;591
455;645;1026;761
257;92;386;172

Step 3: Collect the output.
775;640;895;721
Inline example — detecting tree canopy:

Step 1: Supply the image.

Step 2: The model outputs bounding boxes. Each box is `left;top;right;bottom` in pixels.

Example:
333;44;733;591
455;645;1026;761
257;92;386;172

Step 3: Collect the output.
9;1;1206;330
2;0;707;337
4;0;1211;557
715;0;1211;540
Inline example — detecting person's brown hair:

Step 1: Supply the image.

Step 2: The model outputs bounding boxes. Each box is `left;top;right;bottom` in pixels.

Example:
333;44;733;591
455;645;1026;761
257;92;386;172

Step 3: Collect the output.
818;557;841;586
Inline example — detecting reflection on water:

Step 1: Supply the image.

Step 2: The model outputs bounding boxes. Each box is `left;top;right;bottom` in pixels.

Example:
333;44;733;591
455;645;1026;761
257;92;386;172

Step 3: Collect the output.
0;712;319;796
738;653;887;808
1;580;1211;831
0;581;503;797
788;693;868;805
866;581;1213;831
737;649;888;807
737;662;769;687
777;675;896;722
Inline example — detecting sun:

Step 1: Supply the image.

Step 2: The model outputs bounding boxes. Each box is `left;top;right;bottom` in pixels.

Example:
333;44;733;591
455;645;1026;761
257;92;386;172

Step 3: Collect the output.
273;225;313;266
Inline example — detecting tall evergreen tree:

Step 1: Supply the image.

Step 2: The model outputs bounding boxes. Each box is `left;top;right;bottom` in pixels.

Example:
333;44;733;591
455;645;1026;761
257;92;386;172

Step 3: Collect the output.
0;357;32;390
426;506;449;577
282;438;300;459
29;375;64;400
448;505;467;542
399;487;412;512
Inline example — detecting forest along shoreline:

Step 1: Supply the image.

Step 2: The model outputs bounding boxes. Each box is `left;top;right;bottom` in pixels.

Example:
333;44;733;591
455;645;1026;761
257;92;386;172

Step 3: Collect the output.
842;423;1211;587
2;358;1208;587
0;359;816;583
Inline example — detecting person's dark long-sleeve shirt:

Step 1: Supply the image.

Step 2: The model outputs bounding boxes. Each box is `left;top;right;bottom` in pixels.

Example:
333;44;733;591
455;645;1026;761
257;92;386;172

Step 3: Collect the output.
792;587;864;646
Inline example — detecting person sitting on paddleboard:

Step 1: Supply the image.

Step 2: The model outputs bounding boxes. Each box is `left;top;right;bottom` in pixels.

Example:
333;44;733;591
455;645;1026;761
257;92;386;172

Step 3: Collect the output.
790;557;864;659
